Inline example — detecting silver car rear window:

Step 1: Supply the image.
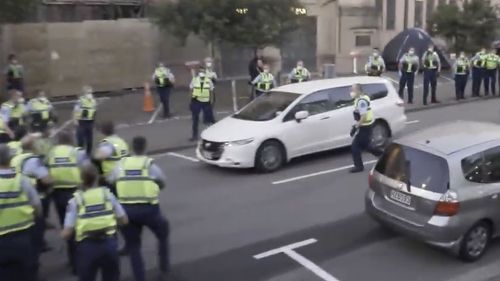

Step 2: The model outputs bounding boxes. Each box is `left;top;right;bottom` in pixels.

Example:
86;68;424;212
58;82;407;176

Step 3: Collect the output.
375;143;450;193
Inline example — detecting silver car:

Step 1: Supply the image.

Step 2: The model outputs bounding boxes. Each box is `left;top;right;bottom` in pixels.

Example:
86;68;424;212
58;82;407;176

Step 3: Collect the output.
366;121;500;261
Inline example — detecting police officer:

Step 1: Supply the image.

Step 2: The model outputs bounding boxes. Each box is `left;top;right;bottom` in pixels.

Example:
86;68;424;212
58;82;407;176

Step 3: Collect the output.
47;130;89;270
189;69;215;142
108;136;169;281
454;52;470;100
398;47;419;104
289;60;311;83
0;145;41;281
28;90;56;132
349;84;383;173
94;121;129;184
204;57;218;123
1;90;27;134
4;54;24;92
0;106;14;144
11;135;53;256
61;163;128;281
471;48;487;97
252;64;276;97
483;48;499;96
364;49;385;76
152;62;175;119
422;44;441;105
74;85;97;155
7;126;27;157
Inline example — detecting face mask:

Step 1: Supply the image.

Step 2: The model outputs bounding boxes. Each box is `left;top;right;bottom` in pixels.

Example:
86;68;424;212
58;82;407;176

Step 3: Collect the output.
206;62;212;68
373;53;379;57
428;48;433;52
409;51;415;55
263;69;269;73
350;92;357;99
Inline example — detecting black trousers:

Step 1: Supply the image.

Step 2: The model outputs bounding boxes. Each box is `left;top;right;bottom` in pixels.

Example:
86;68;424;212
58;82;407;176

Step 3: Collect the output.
484;69;497;95
455;74;468;100
76;120;94;155
398;72;415;103
190;100;214;139
157;87;172;117
351;125;383;169
423;69;438;104
471;67;483;96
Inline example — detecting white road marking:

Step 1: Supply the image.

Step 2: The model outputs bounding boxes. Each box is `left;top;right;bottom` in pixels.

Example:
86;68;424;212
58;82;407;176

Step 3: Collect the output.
52;97;110;106
440;75;455;83
148;105;163;124
272;160;377;185
254;239;340;281
161;152;199;162
405;120;420;125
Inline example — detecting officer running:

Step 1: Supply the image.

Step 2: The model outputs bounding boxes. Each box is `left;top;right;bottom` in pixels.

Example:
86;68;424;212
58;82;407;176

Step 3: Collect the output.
152;62;175;119
398;47;419;104
28;90;56;132
0;145;41;281
7;126;27;157
252;64;276;98
483;48;499;96
364;49;385;76
288;60;311;83
471;48;487;97
47;130;89;271
1;90;27;135
74;85;97;155
61;163;128;281
422;44;441;105
108;136;169;281
349;84;383;173
454;52;470;100
189;69;215;142
94;121;129;186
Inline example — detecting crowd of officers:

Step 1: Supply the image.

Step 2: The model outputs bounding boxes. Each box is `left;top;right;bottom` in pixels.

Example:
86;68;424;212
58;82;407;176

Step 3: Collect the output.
364;45;500;104
0;87;171;281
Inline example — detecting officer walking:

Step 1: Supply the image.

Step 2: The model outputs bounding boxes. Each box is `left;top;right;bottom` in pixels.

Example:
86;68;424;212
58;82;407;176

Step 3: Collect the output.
61;163;128;281
364;49;385;76
471;48;487;97
4;54;25;92
483;48;499;96
288;60;311;83
74;85;97;155
349;84;383;173
252;64;276;97
422;44;441;105
398;48;419;104
7;126;27;157
189;69;215;142
152;62;175;119
454;52;470;100
47;130;89;271
94;121;129;185
0;145;41;281
1;90;27;135
108;136;169;281
28;90;56;132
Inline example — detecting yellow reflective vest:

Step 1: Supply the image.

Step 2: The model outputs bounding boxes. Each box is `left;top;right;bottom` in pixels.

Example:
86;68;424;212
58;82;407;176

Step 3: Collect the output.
11;152;43;198
354;95;374;126
256;72;274;91
2;101;26;124
47;145;82;189
116;156;160;205
191;77;212;102
75;96;96;121
101;136;129;177
0;172;34;236
30;97;51;121
7;141;22;157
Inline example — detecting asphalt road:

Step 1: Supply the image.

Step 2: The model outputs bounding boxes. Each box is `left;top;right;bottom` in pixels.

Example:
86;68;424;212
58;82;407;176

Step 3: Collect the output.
41;96;500;281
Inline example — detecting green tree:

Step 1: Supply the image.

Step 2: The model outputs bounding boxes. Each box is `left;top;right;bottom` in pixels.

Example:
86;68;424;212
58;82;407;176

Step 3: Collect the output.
151;0;304;55
428;0;498;53
0;0;37;24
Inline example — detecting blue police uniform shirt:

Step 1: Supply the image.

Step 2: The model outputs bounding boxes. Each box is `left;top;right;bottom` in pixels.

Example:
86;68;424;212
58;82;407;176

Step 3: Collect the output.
22;157;49;180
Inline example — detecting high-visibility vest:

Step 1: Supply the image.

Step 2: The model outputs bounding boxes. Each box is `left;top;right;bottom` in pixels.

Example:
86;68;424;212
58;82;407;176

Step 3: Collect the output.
116;156;160;205
8;65;22;79
47;145;82;189
368;57;384;71
75;96;96;121
256;73;274;91
34;137;53;158
473;52;487;68
455;58;470;75
2;101;26;124
401;55;418;73
0;119;6;135
7;141;22;157
423;51;439;69
292;67;309;82
354;95;374;126
30;97;51;121
74;187;117;242
101;136;129;177
485;54;499;70
0;172;34;236
154;67;170;87
11;153;40;196
191;77;212;102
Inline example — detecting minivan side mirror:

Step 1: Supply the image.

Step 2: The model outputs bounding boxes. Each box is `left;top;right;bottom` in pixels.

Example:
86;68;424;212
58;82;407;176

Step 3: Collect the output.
295;110;309;122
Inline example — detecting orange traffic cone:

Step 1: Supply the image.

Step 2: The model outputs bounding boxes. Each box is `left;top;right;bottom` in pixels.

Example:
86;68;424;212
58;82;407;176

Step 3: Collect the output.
143;82;154;112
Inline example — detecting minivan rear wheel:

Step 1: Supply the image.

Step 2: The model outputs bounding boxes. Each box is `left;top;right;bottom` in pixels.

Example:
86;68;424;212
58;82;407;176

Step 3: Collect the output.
255;140;285;173
370;121;390;149
458;222;491;262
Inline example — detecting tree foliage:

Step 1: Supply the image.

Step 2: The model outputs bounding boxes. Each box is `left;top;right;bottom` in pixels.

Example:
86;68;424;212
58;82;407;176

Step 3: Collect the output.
151;0;304;51
428;0;498;53
0;0;37;24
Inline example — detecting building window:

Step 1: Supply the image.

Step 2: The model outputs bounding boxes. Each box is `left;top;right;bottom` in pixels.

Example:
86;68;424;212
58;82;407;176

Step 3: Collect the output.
355;35;371;47
415;0;424;28
386;0;396;30
375;0;383;14
426;0;435;21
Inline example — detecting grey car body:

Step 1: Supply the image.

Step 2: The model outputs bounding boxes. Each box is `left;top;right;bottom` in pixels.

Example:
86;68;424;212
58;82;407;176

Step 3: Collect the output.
365;121;500;261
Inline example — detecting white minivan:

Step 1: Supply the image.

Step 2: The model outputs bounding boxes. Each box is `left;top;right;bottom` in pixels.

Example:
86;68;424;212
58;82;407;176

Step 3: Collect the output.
196;76;407;172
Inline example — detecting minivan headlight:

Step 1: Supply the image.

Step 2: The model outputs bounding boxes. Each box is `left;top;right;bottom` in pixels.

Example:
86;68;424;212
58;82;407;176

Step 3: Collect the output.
226;138;255;146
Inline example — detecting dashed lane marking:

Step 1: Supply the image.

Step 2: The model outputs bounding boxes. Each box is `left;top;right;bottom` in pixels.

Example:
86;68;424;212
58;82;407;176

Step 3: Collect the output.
156;152;199;162
405;120;420;125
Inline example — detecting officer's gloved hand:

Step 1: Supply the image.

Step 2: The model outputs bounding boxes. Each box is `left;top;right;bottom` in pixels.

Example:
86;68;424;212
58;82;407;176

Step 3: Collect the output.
350;125;357;138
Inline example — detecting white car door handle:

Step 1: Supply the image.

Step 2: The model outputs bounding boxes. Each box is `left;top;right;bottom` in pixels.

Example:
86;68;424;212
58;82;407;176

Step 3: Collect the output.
320;116;330;120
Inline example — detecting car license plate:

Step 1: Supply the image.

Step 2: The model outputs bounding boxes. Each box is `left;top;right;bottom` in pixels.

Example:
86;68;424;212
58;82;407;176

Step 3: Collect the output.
389;190;412;206
202;151;213;159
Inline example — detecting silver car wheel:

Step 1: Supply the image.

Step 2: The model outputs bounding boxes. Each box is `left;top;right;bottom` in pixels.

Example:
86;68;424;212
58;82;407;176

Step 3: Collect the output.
261;145;282;171
466;226;488;258
371;123;389;148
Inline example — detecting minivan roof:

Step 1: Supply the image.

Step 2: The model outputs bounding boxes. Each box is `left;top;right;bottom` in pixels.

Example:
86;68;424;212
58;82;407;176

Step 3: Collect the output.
398;121;500;155
273;76;389;95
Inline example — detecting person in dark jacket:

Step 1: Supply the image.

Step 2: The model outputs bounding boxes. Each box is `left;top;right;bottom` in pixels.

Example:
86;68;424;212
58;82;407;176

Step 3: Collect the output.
248;57;264;99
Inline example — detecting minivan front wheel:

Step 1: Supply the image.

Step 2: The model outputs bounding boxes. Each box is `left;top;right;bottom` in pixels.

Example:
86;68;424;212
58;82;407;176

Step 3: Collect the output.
255;140;285;173
371;121;390;149
459;222;491;262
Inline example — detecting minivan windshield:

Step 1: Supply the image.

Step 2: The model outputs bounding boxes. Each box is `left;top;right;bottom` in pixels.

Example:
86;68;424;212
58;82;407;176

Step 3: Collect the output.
375;143;450;193
233;91;300;121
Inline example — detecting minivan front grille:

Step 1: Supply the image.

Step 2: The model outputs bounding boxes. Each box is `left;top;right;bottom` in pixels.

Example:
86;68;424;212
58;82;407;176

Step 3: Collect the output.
201;140;225;160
